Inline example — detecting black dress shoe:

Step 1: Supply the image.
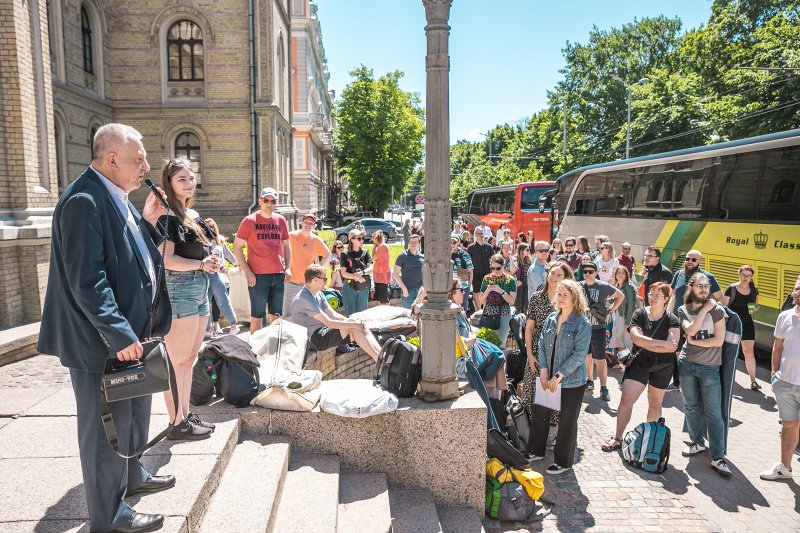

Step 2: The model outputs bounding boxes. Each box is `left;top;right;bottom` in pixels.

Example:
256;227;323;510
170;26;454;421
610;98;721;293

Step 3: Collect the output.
126;474;176;497
108;512;164;533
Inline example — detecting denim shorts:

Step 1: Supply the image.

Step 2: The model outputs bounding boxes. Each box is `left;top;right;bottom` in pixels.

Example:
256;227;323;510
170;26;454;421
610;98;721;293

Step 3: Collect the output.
248;273;285;318
773;377;800;421
165;270;210;319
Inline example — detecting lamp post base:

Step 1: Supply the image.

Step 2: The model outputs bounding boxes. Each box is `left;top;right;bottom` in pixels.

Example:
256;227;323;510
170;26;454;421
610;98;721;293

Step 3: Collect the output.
418;302;461;402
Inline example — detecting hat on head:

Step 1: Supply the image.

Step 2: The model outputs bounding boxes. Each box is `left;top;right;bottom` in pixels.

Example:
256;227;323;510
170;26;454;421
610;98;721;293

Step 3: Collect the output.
302;212;318;222
450;235;460;242
259;187;279;199
348;228;366;239
583;261;598;271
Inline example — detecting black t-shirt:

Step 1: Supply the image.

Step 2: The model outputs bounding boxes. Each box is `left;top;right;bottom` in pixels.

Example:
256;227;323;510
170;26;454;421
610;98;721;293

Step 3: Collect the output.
467;242;494;274
643;263;673;305
342;249;372;290
160;215;215;261
724;283;758;318
631;308;680;364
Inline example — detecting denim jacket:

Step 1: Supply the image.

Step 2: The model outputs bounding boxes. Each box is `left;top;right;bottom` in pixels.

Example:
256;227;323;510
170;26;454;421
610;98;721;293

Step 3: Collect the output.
537;311;592;388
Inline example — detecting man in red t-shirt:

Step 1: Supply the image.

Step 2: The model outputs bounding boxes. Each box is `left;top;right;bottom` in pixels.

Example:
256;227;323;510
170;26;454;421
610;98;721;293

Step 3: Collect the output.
233;187;292;333
617;242;635;278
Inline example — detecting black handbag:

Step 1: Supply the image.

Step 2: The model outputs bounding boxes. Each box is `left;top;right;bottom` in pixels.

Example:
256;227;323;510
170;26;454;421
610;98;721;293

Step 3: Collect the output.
619;312;669;368
478;312;502;330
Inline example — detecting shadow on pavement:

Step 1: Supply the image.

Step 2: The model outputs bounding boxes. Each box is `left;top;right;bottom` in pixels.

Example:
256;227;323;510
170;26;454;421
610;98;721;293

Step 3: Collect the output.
34;483;89;533
684;457;768;512
731;381;778;412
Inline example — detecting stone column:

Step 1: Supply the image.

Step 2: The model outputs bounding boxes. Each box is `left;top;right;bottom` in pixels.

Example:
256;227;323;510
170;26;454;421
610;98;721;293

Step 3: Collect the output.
418;0;459;402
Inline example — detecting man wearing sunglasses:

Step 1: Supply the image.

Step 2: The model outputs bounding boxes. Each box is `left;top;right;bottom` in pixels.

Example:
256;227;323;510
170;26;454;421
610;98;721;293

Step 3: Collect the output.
669;250;722;310
581;261;625;401
557;237;581;270
642;247;673;306
233;187;292;333
526;240;551;298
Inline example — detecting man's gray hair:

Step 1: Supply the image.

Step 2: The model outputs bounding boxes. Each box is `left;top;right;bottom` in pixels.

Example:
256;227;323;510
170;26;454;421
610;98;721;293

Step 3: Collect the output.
92;123;143;160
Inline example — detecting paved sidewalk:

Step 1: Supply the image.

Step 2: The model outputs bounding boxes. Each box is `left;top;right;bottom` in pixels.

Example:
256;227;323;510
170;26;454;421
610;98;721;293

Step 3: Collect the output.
2;355;798;532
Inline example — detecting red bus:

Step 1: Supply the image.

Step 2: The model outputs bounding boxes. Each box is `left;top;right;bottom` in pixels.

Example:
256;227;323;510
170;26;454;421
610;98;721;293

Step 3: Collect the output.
459;181;557;240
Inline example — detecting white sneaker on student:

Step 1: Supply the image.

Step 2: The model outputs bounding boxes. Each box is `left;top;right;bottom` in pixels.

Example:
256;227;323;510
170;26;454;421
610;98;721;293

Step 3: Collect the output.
711;458;732;477
681;443;707;456
759;462;793;481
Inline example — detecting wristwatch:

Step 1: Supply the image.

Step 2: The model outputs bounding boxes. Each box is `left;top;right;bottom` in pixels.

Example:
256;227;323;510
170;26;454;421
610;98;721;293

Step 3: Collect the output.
501;290;506;296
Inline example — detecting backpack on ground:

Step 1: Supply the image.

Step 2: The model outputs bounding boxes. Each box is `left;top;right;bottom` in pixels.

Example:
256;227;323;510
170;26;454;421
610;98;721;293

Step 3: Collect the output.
190;356;223;406
486;458;544;501
621;417;671;474
505;393;530;452
219;359;261;407
374;336;421;398
485;459;542;522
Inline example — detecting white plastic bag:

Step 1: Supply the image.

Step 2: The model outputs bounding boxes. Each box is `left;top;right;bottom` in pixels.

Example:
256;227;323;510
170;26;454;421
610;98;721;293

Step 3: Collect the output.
320;379;399;418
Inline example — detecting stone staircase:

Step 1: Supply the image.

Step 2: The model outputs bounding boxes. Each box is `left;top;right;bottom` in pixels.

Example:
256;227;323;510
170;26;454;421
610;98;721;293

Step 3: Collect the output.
194;429;484;533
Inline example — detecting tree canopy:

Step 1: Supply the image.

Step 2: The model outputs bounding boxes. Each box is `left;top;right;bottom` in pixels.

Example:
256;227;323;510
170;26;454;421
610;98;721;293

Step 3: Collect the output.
450;0;800;202
333;66;425;211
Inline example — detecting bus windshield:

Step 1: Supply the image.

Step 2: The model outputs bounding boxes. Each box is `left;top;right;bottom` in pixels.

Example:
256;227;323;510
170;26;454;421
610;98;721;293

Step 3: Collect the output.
520;185;549;211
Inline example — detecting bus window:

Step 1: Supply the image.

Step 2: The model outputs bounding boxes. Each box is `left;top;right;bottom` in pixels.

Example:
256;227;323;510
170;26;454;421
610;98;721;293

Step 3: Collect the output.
520;186;546;211
758;145;800;222
718;151;761;220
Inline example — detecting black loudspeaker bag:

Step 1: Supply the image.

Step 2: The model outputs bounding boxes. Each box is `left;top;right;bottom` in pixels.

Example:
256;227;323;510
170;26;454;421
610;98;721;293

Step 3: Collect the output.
487;428;529;470
102;339;170;403
505;349;527;390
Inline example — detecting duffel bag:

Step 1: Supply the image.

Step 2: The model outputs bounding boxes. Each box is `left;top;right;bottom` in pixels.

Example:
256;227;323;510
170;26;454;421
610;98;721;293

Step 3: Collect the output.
485;477;537;522
486;458;544;501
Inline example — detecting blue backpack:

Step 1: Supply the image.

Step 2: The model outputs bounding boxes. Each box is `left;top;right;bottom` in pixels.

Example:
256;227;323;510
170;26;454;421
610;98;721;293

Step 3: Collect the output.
621;418;671;474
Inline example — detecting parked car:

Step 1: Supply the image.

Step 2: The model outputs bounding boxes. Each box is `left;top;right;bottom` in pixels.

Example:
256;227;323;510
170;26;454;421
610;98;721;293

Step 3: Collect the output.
411;208;421;219
341;210;375;224
334;218;397;243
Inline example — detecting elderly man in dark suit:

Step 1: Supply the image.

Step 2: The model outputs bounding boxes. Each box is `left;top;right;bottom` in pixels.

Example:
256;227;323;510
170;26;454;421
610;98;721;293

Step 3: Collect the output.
38;123;173;533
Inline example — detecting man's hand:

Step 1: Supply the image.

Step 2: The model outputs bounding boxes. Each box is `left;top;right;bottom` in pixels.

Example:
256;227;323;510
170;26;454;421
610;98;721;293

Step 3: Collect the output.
702;301;716;313
142;190;167;226
117;340;143;361
244;269;256;287
284;268;292;280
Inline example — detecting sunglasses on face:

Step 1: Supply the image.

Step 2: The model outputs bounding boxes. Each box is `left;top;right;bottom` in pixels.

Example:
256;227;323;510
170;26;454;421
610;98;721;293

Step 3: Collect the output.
352;237;363;241
261;198;277;204
315;276;327;281
583;270;596;274
685;257;699;263
452;287;464;293
335;246;343;250
536;249;549;253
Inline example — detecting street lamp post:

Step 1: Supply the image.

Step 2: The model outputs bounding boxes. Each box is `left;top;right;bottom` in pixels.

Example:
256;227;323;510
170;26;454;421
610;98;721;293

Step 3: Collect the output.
624;77;649;159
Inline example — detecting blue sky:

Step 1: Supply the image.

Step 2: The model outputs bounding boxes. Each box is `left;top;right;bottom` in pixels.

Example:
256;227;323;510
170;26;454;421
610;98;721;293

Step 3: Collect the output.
315;0;712;144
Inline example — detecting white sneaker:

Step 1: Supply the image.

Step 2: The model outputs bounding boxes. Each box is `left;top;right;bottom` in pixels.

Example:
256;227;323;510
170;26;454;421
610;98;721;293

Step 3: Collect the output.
711;458;732;477
759;462;793;481
681;443;707;456
525;453;545;462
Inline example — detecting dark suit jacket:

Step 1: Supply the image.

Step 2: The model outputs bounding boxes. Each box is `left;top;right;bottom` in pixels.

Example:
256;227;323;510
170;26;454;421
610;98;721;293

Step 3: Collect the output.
38;167;172;372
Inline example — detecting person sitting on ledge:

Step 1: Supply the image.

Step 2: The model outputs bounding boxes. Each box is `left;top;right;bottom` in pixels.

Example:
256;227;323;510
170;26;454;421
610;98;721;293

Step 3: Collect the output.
291;264;382;360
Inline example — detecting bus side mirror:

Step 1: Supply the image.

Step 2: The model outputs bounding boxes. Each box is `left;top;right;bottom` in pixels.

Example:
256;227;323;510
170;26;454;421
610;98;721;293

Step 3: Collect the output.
539;188;557;213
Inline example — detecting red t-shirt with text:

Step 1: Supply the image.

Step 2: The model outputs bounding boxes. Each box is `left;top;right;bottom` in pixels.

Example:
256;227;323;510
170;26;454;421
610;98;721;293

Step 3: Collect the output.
236;213;289;274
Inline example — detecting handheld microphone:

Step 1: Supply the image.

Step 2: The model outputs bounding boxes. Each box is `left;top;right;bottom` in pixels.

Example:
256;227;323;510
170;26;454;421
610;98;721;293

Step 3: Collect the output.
144;178;169;210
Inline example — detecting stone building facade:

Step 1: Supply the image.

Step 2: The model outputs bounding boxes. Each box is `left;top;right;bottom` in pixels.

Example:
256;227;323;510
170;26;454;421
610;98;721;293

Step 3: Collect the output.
0;0;303;327
289;0;340;218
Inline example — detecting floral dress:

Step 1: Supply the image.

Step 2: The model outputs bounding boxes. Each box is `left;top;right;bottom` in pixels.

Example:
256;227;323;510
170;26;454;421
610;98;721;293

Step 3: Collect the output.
520;289;560;425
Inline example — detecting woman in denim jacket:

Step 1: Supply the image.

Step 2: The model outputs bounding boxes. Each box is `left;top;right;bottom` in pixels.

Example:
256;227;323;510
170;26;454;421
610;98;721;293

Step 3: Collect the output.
528;279;591;474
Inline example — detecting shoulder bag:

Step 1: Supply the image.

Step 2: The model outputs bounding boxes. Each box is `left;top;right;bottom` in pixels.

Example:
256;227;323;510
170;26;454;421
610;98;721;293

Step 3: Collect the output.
618;311;669;368
99;192;179;459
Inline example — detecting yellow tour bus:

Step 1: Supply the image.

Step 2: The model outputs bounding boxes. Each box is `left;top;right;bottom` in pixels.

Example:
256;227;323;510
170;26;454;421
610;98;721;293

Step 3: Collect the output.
548;129;800;353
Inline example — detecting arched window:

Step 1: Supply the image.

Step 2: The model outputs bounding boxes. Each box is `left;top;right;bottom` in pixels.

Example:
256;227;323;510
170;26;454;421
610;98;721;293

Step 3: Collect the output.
174;132;202;186
81;6;93;74
167;21;204;81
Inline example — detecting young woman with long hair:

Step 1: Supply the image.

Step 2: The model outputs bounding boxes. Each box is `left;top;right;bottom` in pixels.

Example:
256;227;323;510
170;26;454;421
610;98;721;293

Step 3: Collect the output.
340;229;373;316
371;230;391;304
527;279;591;473
202;217;238;336
609;265;636;357
596;241;620;283
721;264;760;388
160;158;220;440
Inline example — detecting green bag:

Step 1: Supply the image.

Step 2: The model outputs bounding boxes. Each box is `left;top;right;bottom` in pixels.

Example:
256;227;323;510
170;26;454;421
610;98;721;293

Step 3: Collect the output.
485;476;538;521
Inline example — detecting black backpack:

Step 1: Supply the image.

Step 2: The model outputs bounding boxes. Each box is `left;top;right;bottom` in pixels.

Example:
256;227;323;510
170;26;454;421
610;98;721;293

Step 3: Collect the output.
374;336;421;398
219;359;261;407
190;357;223;406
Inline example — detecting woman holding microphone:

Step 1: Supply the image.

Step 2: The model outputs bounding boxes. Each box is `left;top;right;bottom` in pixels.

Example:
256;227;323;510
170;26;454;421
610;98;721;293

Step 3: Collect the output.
160;158;220;440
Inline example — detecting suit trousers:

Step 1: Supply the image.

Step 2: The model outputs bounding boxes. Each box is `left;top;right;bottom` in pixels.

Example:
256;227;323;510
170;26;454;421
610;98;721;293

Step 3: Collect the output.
70;369;151;533
528;384;587;467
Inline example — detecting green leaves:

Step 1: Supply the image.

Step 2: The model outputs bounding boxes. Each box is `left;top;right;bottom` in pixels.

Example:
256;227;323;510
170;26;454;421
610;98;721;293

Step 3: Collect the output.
333;66;425;211
450;3;800;202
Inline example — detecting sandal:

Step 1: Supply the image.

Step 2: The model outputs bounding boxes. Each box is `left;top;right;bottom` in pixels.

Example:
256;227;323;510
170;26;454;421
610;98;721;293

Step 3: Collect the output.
602;436;622;452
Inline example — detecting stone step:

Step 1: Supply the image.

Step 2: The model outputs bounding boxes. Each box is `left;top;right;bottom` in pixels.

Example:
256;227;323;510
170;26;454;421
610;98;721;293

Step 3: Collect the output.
389;488;442;533
0;414;239;533
198;433;291;533
273;452;340;533
436;506;486;533
337;472;392;533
